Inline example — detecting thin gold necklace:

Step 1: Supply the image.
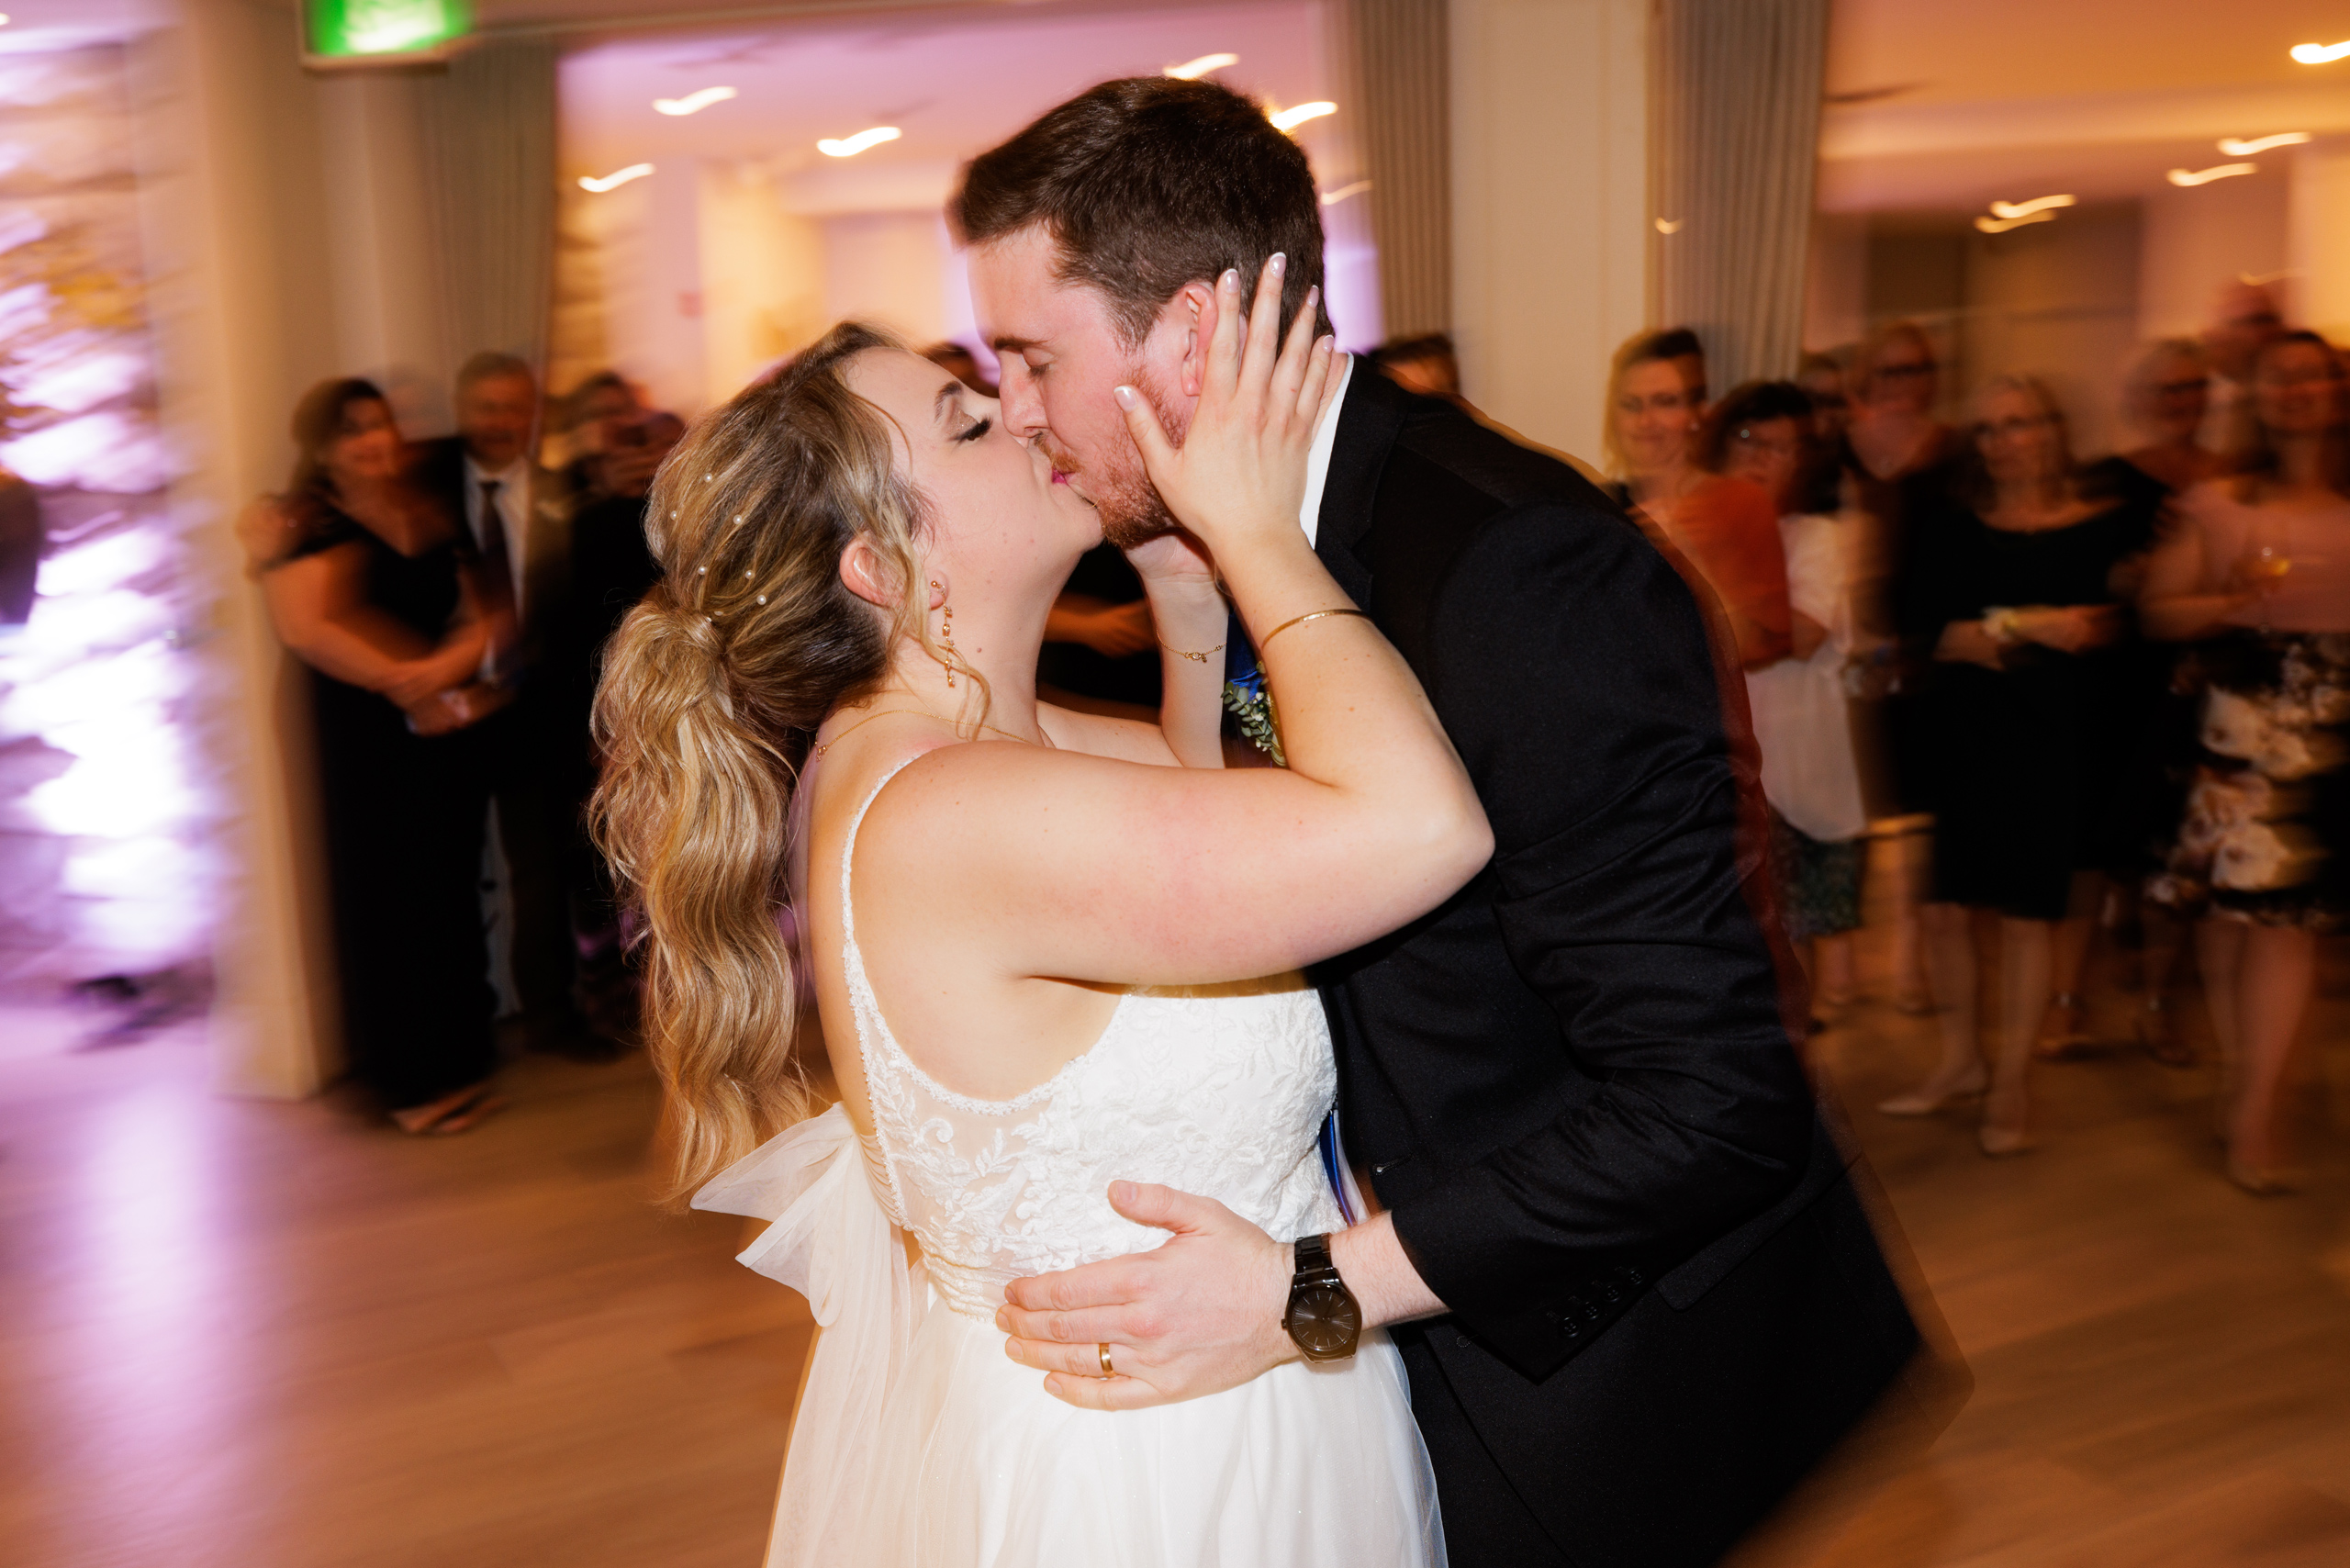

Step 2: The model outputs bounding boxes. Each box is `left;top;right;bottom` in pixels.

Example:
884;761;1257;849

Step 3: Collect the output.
812;707;1049;756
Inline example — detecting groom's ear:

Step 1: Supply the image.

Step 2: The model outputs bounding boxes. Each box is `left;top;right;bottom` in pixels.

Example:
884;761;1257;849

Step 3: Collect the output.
1164;280;1221;400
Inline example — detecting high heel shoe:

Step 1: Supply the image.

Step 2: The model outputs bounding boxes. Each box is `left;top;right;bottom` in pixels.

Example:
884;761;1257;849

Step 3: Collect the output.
2134;995;2195;1068
1877;1072;1988;1116
1977;1119;2034;1158
2032;993;2096;1061
2224;1154;2300;1196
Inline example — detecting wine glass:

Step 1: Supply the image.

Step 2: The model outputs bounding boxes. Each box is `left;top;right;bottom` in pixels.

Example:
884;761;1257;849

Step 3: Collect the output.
2246;521;2293;633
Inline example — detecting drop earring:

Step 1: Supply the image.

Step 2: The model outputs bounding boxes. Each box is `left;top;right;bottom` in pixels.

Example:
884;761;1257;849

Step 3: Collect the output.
932;580;957;688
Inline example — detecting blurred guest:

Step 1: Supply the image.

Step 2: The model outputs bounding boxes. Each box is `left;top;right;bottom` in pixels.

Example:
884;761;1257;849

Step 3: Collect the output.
1371;333;1465;406
1606;330;1789;667
2067;339;2221;1061
1849;320;1970;1013
554;370;643;503
1707;382;1866;1017
2200;280;2286;450
0;464;37;625
923;341;997;397
559;409;685;1036
2142;330;2350;1193
2112;338;2221;497
1798;349;1853;450
1041;544;1160;711
249;379;503;1133
1882;376;2154;1156
415;353;610;1058
1646;324;1710;419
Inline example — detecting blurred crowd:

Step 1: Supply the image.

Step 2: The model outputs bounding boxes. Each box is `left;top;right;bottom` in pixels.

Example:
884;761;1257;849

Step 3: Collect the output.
246;280;2343;1187
1592;280;2337;1194
239;355;684;1134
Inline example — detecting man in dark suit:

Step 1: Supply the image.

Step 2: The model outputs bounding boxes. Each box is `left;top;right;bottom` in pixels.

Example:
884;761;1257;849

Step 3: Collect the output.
414;353;611;1058
972;79;1964;1567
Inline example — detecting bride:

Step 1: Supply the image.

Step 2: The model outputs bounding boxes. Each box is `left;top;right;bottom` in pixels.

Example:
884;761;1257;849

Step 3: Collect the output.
593;260;1487;1565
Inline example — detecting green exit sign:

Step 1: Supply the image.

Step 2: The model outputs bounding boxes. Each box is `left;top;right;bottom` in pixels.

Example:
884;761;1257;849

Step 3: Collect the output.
302;0;473;68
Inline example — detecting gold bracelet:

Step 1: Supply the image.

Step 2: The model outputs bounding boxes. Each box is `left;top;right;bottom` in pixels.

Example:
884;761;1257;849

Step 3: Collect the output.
1158;639;1225;664
1257;607;1370;652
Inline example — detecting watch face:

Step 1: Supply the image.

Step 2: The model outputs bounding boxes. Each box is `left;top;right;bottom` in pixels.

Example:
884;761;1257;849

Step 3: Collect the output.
1288;1285;1361;1356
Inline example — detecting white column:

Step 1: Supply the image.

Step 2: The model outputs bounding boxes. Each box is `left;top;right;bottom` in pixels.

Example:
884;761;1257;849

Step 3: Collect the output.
143;0;352;1099
2289;140;2350;342
1450;0;1649;466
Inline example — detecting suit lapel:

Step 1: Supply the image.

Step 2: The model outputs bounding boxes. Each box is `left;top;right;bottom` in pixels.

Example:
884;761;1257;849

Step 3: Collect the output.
1314;364;1409;607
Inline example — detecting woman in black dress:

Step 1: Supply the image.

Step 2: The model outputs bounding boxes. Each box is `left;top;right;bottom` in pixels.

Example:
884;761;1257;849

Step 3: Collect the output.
1880;375;2157;1155
252;379;509;1133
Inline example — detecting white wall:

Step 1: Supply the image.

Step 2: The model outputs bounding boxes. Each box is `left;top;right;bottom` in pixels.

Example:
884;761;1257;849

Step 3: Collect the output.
822;211;953;350
2140;166;2288;343
699;160;824;401
2290;140;2350;343
1964;205;2141;459
1450;0;1649;466
1804;210;1869;353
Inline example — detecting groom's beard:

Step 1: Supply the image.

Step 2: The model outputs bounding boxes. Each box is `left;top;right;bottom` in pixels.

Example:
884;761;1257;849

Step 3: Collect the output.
1042;372;1185;550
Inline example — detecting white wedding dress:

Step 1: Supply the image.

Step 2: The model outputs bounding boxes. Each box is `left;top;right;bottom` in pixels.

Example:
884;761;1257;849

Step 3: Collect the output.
695;762;1444;1567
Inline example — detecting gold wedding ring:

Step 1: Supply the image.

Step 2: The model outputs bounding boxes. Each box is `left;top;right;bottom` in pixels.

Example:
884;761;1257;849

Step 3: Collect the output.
1097;1342;1115;1378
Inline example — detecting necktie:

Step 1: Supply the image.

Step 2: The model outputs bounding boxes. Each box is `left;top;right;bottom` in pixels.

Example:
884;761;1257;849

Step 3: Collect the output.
475;476;520;679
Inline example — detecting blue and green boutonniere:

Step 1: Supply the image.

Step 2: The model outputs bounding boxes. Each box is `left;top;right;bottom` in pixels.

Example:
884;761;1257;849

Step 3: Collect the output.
1223;661;1283;767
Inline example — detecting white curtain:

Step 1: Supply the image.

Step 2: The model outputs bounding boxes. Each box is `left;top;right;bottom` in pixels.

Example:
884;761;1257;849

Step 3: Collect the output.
1332;0;1452;341
1651;0;1830;389
418;39;558;376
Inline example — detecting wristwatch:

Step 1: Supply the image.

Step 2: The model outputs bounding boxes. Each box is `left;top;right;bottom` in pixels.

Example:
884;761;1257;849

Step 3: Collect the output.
1282;1233;1362;1361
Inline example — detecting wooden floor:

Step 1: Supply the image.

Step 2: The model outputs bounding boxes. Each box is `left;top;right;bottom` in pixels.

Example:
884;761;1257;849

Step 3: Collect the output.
3;924;2345;1567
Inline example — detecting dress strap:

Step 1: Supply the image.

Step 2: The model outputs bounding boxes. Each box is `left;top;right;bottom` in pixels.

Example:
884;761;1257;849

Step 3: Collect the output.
836;756;923;1229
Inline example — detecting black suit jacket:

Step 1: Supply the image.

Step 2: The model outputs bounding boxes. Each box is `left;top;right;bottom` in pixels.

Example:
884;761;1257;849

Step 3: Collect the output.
1314;369;1939;1566
411;435;573;674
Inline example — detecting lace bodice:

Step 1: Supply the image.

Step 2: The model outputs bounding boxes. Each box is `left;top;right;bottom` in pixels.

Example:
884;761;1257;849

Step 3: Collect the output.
840;762;1341;1319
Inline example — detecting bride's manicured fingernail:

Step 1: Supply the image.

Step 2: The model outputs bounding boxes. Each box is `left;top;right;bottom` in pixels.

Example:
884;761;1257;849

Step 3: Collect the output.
1113;386;1138;409
1269;252;1287;278
1220;268;1239;291
1305;284;1318;307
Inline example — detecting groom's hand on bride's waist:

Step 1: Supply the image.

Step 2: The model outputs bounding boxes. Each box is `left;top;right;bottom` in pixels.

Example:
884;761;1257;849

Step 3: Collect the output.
997;1181;1299;1411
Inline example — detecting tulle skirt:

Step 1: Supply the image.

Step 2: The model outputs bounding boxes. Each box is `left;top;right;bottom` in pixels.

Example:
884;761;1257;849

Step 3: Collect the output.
840;1300;1445;1567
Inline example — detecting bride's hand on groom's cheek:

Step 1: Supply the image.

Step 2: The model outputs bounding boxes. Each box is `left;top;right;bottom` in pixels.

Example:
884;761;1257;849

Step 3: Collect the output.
996;1181;1299;1411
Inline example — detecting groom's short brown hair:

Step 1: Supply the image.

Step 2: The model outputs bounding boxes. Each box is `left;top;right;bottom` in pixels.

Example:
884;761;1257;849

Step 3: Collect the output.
951;77;1334;351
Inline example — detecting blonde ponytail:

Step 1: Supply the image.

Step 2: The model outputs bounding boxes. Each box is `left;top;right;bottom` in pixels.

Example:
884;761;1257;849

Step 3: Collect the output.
592;322;935;1202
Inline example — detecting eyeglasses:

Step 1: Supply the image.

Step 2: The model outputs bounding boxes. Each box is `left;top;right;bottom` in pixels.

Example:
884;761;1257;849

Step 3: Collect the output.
1729;429;1803;458
1971;414;2053;440
2151;377;2208;398
1874;360;1937;380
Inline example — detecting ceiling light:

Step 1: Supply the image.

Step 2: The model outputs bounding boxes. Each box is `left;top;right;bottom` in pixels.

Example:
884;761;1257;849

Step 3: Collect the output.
1975;210;2055;234
578;163;654;193
1269;102;1337;134
0;15;13;25
818;126;901;158
655;86;737;117
2291;39;2350;64
1165;53;1238;80
1321;180;1371;207
2169;163;2258;187
1987;194;2074;220
1654;218;1684;234
2219;132;2312;155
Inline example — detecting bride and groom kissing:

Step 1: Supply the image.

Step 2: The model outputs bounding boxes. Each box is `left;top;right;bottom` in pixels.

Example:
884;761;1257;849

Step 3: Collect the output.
594;75;1961;1568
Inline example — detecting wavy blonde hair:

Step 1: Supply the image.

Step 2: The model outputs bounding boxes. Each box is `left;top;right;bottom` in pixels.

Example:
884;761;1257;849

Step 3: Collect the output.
591;321;979;1203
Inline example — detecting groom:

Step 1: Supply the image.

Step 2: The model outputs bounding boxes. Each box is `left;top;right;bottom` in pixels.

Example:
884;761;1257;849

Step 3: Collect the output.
964;79;1960;1567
